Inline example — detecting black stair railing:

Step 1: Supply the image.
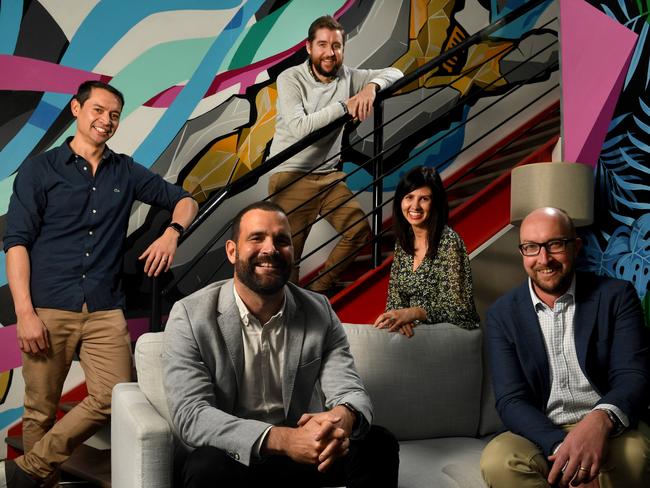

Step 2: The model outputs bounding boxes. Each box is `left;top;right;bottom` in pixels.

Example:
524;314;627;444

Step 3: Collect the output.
149;0;555;330
370;0;552;265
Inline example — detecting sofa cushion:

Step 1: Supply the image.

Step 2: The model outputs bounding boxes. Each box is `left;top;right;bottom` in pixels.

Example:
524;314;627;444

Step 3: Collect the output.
398;437;488;488
134;333;173;426
343;323;483;441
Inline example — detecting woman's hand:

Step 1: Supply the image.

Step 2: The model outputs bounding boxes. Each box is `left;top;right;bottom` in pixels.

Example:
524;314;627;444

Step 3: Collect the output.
373;308;425;338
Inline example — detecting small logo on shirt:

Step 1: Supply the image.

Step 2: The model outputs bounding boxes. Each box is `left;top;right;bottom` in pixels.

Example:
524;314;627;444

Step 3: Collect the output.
113;188;120;193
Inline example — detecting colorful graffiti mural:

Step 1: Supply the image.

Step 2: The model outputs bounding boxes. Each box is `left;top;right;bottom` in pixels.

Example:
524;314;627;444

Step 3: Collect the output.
0;0;561;452
578;1;650;317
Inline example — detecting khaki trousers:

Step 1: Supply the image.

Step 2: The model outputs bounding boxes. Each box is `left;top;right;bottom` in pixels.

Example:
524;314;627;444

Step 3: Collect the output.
480;425;650;488
268;171;370;292
15;306;132;480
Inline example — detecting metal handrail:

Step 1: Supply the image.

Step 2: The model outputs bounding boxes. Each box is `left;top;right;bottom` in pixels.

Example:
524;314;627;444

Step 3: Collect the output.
149;0;555;329
377;0;549;101
263;20;559;253
171;0;550;250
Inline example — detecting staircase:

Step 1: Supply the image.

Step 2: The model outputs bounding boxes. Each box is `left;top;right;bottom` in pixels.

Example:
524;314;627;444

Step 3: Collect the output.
322;102;561;300
446;103;560;209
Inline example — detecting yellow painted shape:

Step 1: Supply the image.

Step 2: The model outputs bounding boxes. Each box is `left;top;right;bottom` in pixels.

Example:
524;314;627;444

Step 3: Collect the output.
183;85;280;202
236;85;277;172
184;134;240;202
0;370;12;404
446;41;515;96
410;0;430;39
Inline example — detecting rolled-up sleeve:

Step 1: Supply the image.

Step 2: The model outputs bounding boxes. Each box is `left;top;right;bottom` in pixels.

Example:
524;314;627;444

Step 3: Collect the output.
4;159;45;252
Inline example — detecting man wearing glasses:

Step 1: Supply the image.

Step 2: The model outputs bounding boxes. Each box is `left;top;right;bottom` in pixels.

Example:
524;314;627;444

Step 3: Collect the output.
480;207;650;488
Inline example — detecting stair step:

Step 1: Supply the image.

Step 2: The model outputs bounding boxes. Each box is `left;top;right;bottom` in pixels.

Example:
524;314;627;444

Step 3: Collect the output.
5;436;110;488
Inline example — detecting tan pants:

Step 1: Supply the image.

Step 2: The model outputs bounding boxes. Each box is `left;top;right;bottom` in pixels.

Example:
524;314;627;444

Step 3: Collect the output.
480;426;650;488
268;171;370;292
16;306;132;480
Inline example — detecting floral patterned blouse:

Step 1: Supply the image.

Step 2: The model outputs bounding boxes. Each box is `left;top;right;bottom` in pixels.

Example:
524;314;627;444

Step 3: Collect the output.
385;226;479;329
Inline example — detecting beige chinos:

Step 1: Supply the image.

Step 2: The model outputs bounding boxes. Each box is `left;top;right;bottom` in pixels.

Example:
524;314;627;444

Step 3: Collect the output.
16;305;132;480
269;171;369;292
480;426;650;488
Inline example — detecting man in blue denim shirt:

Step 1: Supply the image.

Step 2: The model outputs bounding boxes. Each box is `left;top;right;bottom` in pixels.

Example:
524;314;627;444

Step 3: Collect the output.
1;81;198;488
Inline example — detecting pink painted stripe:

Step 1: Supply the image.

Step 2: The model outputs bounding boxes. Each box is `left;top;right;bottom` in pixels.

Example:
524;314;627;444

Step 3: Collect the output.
0;54;106;93
143;0;356;108
144;46;303;108
560;0;637;167
0;317;157;373
0;325;21;372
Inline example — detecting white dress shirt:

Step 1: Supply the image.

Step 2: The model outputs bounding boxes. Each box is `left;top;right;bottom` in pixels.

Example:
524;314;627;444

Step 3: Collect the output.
233;286;287;458
528;277;628;428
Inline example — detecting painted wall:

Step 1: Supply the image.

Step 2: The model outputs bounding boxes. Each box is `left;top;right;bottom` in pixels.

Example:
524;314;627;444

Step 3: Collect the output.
578;1;650;319
0;0;559;454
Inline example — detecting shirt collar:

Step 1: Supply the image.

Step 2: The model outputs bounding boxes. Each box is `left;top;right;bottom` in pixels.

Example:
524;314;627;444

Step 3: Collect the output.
232;284;286;328
528;274;576;311
63;136;113;164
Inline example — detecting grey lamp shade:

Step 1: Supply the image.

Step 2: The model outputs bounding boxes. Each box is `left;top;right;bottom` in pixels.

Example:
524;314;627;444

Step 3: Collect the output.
510;162;594;226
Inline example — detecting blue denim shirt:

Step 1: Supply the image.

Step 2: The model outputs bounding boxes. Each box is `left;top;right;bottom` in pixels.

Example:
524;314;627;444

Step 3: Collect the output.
3;139;190;311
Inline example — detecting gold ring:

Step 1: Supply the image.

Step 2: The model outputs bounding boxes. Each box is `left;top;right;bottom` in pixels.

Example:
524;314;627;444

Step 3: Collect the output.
579;467;590;472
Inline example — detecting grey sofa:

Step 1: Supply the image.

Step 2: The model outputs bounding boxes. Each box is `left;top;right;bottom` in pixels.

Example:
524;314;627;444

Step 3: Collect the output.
111;323;502;487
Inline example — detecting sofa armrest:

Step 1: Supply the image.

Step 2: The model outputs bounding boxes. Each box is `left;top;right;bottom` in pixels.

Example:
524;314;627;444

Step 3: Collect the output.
111;382;174;488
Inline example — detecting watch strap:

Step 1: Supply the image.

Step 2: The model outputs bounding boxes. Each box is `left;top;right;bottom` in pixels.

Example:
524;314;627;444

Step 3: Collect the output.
168;222;185;237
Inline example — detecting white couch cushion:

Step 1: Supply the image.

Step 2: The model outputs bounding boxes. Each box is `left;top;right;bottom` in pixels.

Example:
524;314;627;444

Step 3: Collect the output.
398;437;488;488
111;383;174;488
134;333;172;426
343;323;483;441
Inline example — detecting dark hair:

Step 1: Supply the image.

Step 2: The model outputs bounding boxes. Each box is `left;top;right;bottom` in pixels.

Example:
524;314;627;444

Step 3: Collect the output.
74;80;124;108
308;15;345;44
231;201;288;241
393;166;449;258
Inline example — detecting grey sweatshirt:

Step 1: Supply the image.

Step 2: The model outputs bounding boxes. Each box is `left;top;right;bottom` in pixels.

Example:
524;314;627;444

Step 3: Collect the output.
269;60;403;173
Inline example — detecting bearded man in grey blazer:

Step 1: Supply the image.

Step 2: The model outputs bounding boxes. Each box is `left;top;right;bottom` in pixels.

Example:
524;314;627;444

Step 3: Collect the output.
162;201;399;487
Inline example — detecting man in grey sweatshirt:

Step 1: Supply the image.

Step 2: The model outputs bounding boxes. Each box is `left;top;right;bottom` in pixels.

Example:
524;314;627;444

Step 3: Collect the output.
268;14;403;295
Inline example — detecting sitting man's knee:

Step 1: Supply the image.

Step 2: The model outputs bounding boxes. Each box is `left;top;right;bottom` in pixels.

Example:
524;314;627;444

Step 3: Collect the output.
481;433;548;486
480;438;506;481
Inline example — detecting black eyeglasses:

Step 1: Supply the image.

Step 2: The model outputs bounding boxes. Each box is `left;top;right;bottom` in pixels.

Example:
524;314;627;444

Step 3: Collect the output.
518;238;576;257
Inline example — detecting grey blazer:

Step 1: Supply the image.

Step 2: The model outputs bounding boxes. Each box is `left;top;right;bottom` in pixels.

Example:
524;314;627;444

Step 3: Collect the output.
162;279;372;466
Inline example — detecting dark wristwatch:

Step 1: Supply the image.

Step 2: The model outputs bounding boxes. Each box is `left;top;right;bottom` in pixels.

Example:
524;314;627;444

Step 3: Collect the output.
167;222;185;238
604;408;624;435
340;402;360;429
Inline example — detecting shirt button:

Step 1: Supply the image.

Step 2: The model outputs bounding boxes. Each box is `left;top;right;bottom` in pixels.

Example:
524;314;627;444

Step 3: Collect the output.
89;230;93;235
83;166;88;171
82;274;86;279
92;187;96;191
92;209;97;214
85;252;90;257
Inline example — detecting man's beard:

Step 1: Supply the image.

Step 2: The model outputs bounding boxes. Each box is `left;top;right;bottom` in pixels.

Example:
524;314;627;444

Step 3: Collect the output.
530;264;574;296
311;55;341;78
235;253;291;295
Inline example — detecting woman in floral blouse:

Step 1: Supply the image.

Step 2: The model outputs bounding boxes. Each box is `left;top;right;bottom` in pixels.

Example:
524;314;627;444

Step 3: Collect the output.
373;166;479;337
